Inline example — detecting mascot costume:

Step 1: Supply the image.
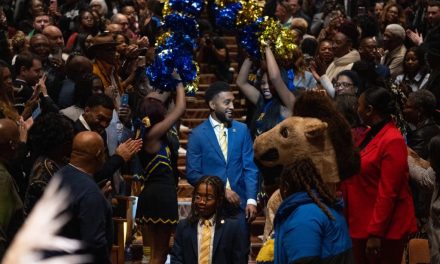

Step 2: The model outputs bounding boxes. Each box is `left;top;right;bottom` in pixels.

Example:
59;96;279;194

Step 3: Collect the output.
253;91;360;263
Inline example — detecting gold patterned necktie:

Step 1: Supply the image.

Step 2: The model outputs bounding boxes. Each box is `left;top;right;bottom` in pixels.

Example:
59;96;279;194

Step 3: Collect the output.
199;219;212;264
219;124;227;160
219;124;232;189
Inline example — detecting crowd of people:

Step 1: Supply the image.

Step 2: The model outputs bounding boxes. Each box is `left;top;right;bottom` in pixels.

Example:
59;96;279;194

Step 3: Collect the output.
1;0;440;263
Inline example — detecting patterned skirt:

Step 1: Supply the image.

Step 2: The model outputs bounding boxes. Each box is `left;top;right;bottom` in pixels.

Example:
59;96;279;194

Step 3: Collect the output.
136;181;178;225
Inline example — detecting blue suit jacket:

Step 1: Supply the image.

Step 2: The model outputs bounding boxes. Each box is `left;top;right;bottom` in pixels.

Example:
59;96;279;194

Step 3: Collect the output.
186;119;259;208
170;218;247;264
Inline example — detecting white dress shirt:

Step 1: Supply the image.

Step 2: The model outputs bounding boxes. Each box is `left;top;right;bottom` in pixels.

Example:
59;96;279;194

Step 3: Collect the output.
208;115;257;206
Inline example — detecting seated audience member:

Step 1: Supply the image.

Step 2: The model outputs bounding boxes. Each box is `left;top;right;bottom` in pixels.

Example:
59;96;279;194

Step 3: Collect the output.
42;25;65;56
290;17;309;44
13;52;58;118
89;33;126;103
14;0;45;34
171;176;247;263
381;24;407;78
427;135;440;263
354;37;390;81
111;13;136;40
374;1;385;18
408;135;440;263
291;49;318;91
310;1;344;37
312;21;360;88
332;70;361;97
29;13;52;37
89;0;108;31
10;32;29;63
394;47;430;93
12;52;43;114
275;0;294;28
354;15;380;40
274;157;353;263
379;3;406;32
29;34;50;60
60;74;103;122
404;90;440;229
23;113;74;216
404;90;440;160
316;6;346;42
121;4;139;36
58;55;94;109
422;35;440;113
287;0;311;24
40;25;67;102
407;1;440;46
300;38;318;69
310;39;334;78
65;9;99;53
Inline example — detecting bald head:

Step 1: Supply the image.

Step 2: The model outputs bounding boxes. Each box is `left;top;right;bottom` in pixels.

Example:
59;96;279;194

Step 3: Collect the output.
0;119;19;163
43;25;64;49
72;131;104;157
70;131;105;174
111;14;128;32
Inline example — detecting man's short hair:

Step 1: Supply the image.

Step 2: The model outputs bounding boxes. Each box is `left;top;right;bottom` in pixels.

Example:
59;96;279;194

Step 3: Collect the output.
34;12;49;18
385;24;406;40
428;0;440;8
204;81;230;104
85;94;115;111
13;51;40;77
409;90;437;116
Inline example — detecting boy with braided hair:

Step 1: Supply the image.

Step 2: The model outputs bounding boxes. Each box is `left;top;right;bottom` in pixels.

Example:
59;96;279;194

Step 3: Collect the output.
274;157;354;263
171;176;247;264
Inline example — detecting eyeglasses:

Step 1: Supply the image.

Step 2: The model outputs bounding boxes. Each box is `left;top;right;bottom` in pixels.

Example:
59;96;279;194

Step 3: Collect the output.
334;82;354;89
195;194;216;203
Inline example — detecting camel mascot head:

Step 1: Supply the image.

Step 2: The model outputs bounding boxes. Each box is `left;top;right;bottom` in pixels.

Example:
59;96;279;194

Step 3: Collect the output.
254;91;360;184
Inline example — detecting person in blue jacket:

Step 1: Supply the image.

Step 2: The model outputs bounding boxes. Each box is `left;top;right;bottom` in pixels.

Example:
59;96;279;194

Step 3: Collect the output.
274;157;354;264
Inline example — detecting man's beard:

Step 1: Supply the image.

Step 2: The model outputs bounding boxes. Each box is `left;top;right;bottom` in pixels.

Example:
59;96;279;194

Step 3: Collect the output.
215;110;232;127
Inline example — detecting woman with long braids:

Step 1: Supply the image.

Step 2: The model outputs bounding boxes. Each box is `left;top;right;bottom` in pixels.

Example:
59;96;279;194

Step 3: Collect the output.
274;157;353;263
171;176;247;263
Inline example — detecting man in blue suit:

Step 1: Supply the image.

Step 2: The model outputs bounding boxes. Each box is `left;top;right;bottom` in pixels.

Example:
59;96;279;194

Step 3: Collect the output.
186;81;259;230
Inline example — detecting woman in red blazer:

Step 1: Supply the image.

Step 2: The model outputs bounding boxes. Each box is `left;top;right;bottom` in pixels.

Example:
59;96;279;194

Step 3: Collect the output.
343;87;417;263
